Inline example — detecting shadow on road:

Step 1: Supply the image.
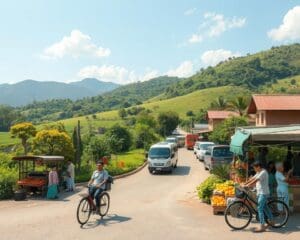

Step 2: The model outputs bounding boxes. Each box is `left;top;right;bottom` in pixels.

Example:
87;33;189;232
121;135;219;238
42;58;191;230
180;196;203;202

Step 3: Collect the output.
152;166;191;176
215;213;300;234
81;214;132;229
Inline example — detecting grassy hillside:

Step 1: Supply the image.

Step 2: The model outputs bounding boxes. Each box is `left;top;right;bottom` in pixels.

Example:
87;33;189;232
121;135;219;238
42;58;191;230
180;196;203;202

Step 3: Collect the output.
0;85;250;146
261;74;300;94
164;44;300;98
18;76;181;123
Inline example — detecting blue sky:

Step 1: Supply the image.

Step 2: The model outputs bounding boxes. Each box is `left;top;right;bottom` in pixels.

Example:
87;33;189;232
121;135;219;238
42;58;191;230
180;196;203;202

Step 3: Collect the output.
1;0;300;84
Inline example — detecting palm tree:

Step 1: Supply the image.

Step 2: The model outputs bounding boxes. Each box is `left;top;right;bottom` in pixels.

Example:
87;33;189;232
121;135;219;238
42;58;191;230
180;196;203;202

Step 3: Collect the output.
210;96;228;110
228;96;248;116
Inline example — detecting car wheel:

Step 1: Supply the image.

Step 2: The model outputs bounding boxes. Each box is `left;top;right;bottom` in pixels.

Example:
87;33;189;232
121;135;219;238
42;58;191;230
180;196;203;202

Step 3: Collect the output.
204;163;208;170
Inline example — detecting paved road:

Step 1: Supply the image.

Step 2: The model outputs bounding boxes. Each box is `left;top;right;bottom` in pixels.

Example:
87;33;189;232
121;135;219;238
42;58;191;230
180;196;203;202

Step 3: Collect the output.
0;148;299;240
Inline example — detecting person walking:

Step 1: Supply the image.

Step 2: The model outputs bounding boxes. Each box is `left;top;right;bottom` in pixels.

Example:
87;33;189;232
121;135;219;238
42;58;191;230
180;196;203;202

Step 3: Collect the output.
243;161;273;232
47;166;59;199
66;160;75;192
275;162;293;211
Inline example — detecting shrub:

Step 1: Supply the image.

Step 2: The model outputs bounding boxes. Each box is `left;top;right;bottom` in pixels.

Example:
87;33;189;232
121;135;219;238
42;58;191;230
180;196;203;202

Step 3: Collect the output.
196;175;224;203
0;167;17;200
75;165;93;183
211;164;231;181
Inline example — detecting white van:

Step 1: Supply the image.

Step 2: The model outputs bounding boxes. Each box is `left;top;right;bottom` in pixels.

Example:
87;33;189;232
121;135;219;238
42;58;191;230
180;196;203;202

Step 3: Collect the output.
147;142;178;174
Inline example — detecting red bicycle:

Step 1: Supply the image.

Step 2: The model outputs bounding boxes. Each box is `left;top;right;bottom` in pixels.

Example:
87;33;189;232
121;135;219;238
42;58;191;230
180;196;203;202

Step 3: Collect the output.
76;187;110;225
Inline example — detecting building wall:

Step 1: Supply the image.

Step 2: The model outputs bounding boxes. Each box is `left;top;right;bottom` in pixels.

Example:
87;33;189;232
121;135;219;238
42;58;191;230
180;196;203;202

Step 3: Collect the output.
256;110;266;126
265;110;300;126
208;119;224;131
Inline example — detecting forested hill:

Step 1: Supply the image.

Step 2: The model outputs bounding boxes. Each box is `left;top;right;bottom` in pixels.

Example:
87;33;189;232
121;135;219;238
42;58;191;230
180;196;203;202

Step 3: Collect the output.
164;44;300;98
17;76;181;123
0;78;119;106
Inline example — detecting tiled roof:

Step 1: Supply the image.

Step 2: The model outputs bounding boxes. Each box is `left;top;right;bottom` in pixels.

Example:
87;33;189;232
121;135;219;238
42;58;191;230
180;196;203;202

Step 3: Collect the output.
207;111;239;119
247;95;300;113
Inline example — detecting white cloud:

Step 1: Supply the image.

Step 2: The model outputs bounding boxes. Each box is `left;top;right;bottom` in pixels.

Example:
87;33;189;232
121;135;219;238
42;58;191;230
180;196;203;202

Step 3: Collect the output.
268;6;300;41
188;12;246;44
166;61;194;78
188;34;203;43
201;49;241;67
184;8;197;16
78;65;159;84
42;30;111;59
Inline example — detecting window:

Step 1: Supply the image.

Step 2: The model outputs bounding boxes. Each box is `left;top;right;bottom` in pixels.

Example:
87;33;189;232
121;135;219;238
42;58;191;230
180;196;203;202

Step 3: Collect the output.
256;114;260;125
261;112;265;125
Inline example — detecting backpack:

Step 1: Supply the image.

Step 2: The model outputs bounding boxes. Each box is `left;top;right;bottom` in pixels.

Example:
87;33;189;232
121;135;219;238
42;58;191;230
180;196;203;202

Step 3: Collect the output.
105;175;114;191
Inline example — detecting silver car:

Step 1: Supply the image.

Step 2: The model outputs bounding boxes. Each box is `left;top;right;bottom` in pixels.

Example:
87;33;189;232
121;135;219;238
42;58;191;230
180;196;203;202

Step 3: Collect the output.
204;145;233;172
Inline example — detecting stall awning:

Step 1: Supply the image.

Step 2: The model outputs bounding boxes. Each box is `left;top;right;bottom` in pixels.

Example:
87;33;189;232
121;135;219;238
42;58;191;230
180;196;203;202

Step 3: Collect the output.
230;130;250;155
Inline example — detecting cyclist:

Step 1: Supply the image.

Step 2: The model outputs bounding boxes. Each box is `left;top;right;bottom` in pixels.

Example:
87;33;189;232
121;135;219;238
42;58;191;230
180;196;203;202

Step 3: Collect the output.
242;161;273;232
87;161;109;212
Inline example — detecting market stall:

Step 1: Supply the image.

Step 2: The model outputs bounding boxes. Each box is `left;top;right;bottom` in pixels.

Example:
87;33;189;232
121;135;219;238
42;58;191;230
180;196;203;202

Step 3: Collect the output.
230;125;300;212
12;155;64;199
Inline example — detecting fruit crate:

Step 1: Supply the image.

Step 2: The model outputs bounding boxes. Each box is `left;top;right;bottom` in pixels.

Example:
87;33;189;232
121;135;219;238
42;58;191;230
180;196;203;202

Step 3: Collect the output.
212;205;226;215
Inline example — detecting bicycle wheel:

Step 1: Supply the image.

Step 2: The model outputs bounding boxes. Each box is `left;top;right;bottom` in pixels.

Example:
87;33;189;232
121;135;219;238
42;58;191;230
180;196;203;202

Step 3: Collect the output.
266;200;289;228
99;192;110;217
77;197;92;225
225;201;252;230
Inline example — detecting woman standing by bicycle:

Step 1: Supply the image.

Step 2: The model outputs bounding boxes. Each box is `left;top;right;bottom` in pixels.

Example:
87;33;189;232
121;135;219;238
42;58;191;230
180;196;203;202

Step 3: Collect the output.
242;161;273;232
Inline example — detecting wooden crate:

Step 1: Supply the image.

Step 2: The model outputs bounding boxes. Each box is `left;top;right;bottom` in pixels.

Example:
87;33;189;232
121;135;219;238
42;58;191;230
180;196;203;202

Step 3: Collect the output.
212;205;226;215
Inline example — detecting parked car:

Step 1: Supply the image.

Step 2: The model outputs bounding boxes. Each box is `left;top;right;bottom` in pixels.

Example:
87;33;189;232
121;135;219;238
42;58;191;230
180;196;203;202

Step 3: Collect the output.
195;142;215;161
193;141;201;154
166;137;178;147
175;135;186;148
147;142;178;174
185;134;198;150
203;145;233;172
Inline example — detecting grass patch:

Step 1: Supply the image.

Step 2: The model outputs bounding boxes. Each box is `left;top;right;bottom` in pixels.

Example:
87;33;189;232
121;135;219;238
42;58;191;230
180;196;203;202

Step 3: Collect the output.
75;149;145;182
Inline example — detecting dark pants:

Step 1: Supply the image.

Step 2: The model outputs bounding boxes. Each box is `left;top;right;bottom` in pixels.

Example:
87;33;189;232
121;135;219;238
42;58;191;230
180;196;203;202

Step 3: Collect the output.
88;186;103;207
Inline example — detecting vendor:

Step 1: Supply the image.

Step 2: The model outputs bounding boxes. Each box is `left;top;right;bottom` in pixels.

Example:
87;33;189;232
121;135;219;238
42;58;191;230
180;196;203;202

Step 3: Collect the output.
275;162;293;210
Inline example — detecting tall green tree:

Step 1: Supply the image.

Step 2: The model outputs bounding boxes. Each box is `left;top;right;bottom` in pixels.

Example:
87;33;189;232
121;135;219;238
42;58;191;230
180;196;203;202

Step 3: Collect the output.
209;116;248;144
228;96;249;116
118;108;127;119
10;122;37;154
157;111;180;137
134;123;158;150
105;124;132;153
72;120;83;171
210;96;228;110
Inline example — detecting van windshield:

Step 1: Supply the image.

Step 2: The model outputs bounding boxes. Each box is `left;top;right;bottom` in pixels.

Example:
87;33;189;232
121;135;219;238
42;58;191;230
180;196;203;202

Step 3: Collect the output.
200;144;214;150
166;138;176;143
149;148;170;158
213;147;233;157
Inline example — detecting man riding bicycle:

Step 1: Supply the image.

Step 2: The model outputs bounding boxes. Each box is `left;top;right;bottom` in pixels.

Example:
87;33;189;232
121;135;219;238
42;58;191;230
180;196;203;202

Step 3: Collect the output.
88;161;109;212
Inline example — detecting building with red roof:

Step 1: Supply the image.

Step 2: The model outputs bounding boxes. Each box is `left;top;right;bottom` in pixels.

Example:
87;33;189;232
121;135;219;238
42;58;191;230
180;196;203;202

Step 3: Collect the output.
206;111;239;131
247;94;300;126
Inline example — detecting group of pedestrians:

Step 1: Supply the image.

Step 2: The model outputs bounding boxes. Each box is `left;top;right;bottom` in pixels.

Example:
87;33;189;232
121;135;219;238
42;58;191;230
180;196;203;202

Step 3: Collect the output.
47;160;76;199
243;160;293;232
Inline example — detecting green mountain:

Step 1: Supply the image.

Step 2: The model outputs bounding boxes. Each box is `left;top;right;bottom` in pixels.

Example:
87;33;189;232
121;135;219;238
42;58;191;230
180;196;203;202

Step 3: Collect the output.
0;78;119;106
164;44;300;98
17;76;181;123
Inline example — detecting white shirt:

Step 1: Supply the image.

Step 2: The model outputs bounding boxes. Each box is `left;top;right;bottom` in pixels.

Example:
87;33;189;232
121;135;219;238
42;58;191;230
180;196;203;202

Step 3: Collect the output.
67;163;75;179
275;171;288;190
254;169;270;195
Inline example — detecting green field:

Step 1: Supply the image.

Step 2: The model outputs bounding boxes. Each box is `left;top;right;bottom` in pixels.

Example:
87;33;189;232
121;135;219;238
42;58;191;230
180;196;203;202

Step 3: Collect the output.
0;132;18;146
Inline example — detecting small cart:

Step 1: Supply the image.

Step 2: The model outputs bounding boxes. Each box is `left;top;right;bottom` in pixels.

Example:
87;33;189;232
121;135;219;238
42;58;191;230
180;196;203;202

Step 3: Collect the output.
12;155;64;199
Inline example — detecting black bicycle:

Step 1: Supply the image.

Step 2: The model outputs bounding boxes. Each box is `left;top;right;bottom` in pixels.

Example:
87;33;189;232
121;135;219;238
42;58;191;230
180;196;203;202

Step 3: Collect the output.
224;186;289;230
76;187;110;225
